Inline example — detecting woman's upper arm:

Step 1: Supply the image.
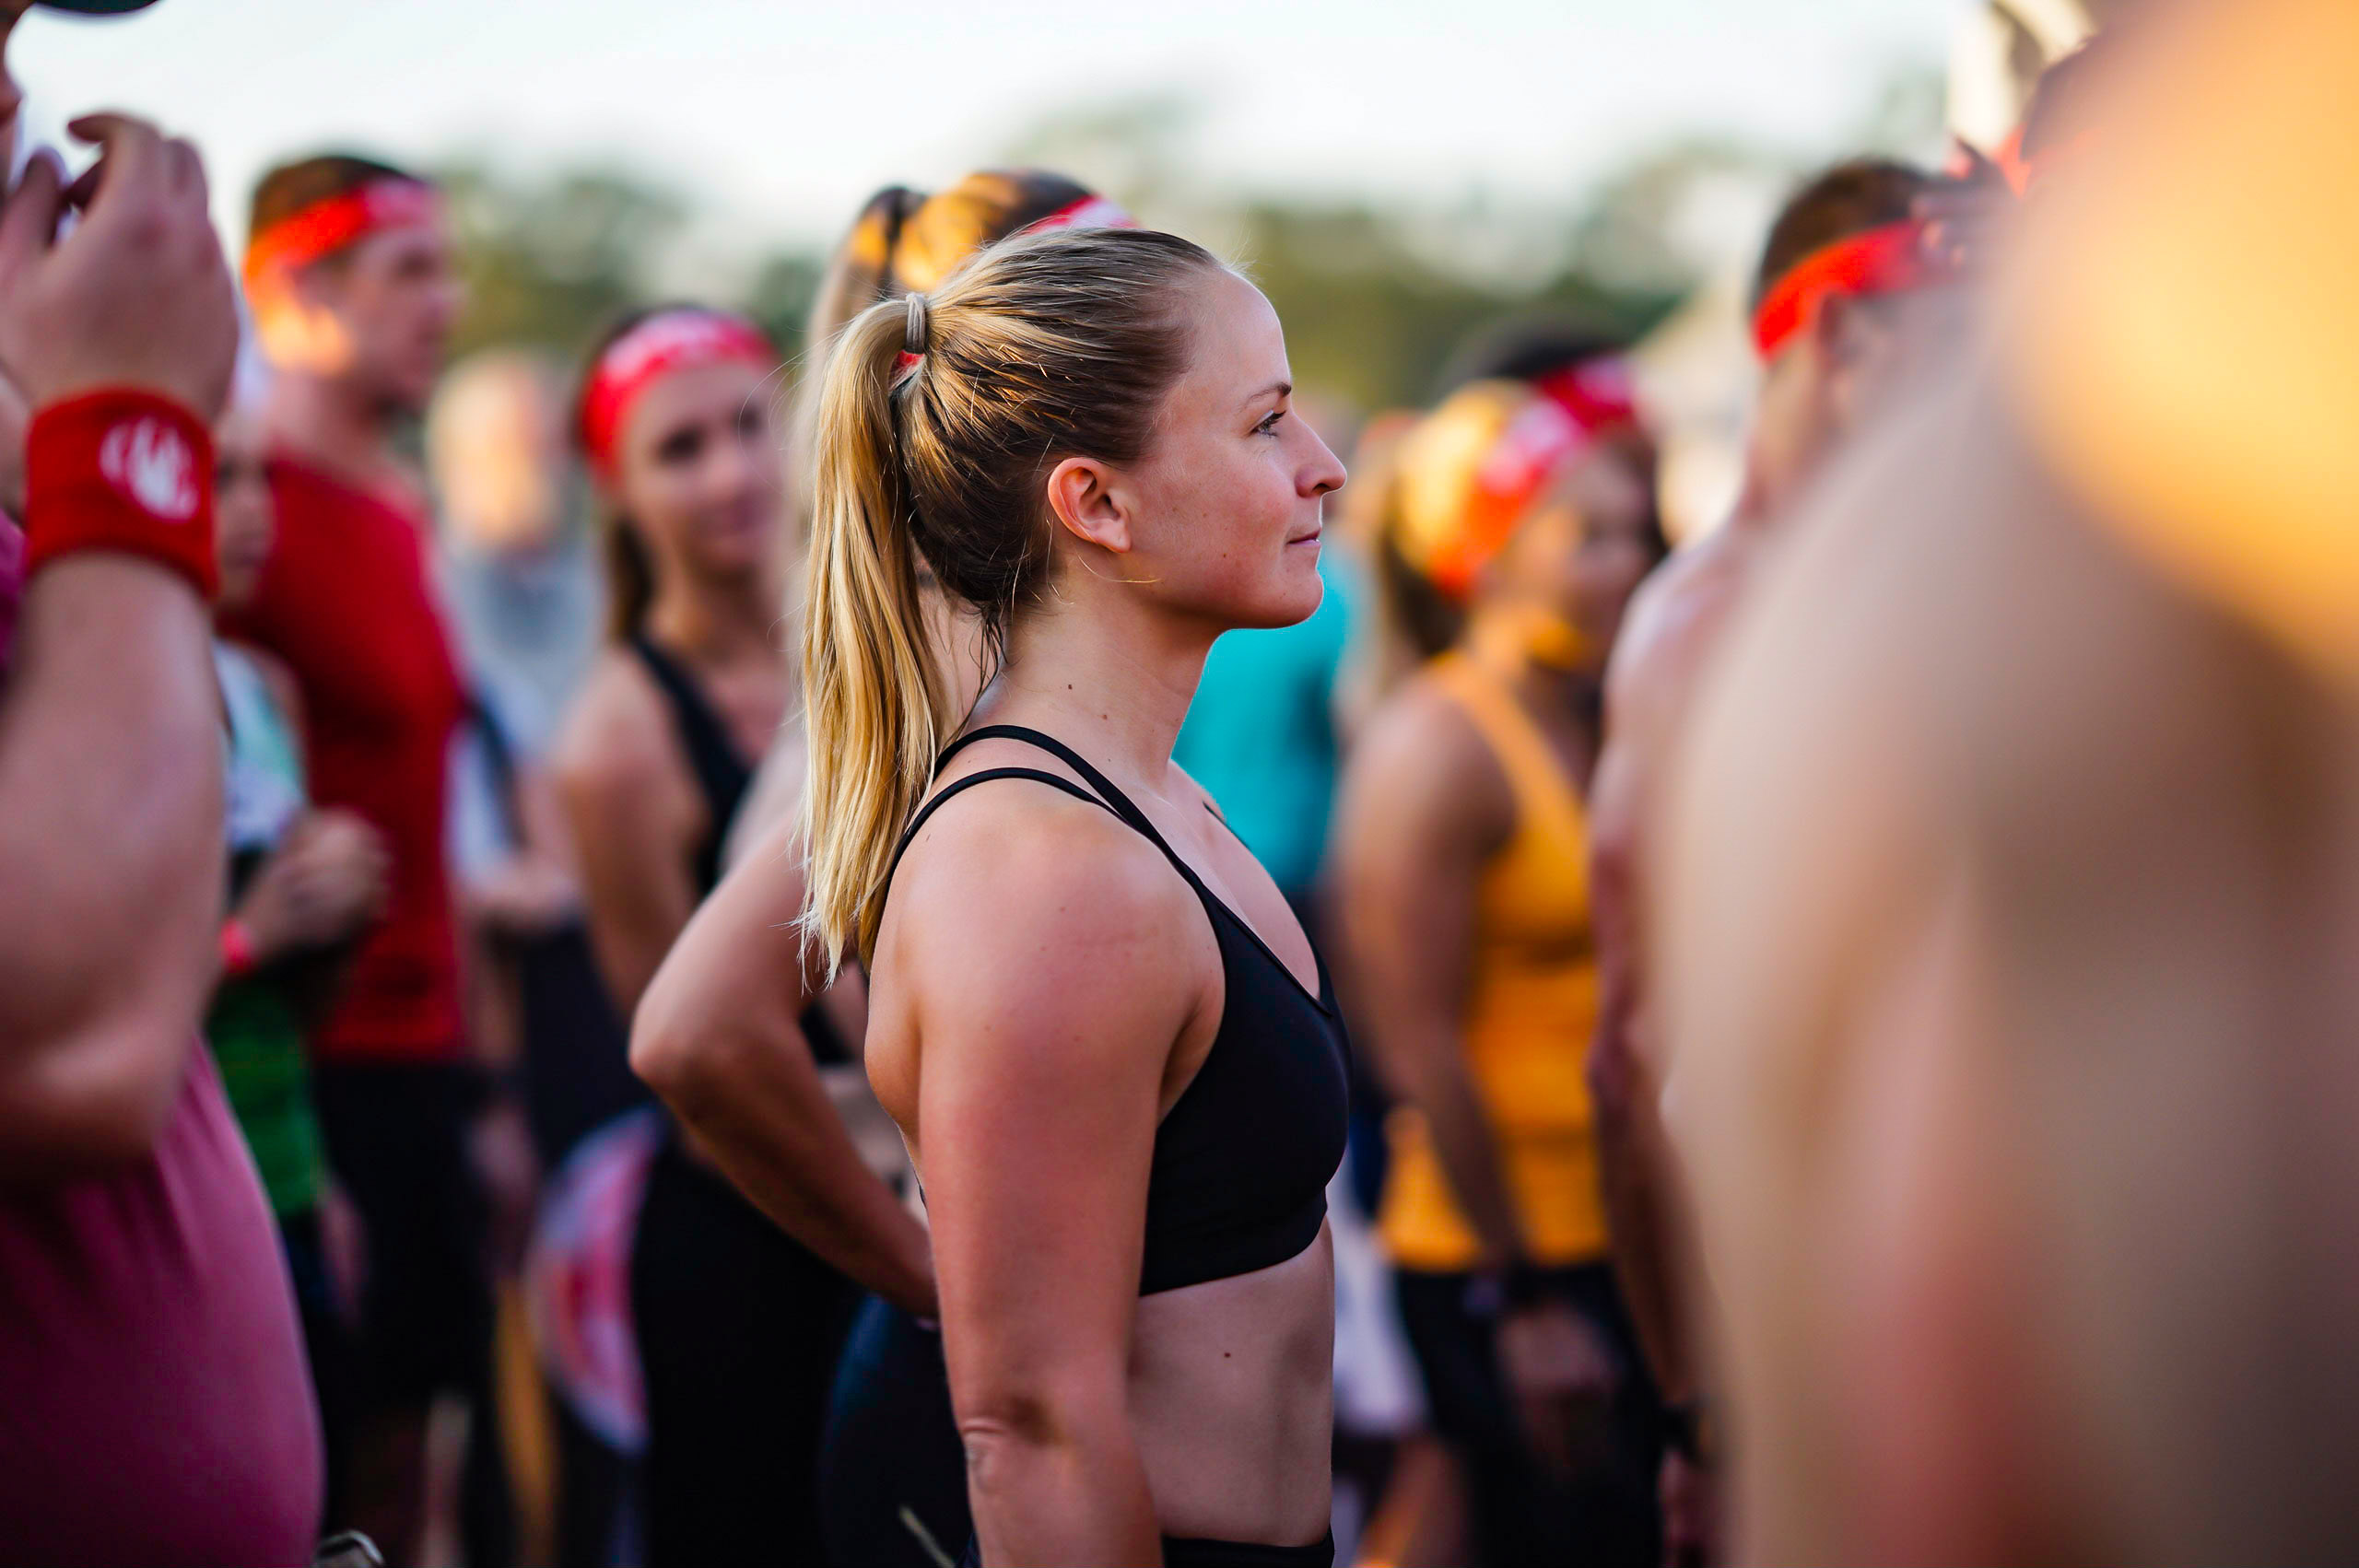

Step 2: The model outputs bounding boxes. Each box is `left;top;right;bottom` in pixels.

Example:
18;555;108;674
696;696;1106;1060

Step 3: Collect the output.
633;813;812;1086
900;806;1203;1431
553;675;698;1021
1332;696;1505;1059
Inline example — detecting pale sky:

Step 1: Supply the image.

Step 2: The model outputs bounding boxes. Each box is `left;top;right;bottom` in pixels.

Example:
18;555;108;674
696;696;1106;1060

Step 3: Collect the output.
13;0;1968;252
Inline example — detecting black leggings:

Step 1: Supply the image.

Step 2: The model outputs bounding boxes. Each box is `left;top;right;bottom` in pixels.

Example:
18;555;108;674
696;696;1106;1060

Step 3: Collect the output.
629;1135;861;1566
959;1532;1334;1567
821;1297;971;1566
1394;1260;1662;1568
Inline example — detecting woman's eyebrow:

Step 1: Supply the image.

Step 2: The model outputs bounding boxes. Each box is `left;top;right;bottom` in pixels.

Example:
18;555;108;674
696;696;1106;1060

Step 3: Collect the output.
1239;379;1292;411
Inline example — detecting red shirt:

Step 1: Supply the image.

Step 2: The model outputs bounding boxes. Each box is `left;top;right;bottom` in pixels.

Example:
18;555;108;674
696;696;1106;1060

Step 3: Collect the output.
0;517;322;1565
226;452;468;1061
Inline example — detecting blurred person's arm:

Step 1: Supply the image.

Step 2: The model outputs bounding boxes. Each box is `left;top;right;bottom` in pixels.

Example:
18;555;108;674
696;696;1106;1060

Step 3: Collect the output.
1332;685;1526;1264
551;661;701;1025
632;809;934;1316
0;122;241;1181
1590;626;1722;1564
1588;626;1703;1410
227;808;390;973
462;759;581;938
0;560;222;1179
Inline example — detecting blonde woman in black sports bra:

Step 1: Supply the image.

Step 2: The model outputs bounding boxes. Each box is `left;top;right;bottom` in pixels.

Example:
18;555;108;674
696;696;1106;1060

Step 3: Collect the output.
801;228;1351;1566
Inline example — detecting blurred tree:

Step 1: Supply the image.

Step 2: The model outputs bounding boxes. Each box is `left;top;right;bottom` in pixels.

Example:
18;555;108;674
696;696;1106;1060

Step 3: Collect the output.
428;54;1933;415
435;162;687;363
742;252;826;366
1238;200;1676;414
996;95;1680;415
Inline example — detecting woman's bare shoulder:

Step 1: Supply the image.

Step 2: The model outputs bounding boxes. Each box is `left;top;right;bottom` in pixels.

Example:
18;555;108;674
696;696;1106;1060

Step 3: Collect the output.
879;776;1210;1039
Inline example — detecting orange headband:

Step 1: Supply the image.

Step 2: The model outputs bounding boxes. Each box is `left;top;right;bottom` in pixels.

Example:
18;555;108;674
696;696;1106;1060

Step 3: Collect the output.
577;309;776;479
1751;219;1929;361
242;178;440;289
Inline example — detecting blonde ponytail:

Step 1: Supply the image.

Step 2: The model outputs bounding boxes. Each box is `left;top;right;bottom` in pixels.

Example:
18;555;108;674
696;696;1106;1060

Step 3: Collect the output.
800;301;948;974
798;223;1225;972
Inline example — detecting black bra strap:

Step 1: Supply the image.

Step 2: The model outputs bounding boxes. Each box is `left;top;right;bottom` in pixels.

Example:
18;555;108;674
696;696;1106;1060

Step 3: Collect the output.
883;766;1115;899
939;725;1175;852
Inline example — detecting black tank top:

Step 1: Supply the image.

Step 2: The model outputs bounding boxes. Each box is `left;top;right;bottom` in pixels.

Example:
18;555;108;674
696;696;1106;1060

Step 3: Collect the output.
629;634;850;1066
629;634;752;898
885;725;1350;1295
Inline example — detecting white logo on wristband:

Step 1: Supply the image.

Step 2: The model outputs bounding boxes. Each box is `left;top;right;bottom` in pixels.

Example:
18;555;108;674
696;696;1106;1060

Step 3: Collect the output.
99;417;200;521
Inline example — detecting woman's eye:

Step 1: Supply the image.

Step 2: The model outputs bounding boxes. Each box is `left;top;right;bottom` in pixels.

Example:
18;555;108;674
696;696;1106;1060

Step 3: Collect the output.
1255;410;1285;437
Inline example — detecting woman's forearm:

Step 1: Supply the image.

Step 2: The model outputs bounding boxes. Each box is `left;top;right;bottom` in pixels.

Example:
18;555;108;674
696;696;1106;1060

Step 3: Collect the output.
1396;1031;1532;1268
961;1406;1162;1568
639;1019;936;1316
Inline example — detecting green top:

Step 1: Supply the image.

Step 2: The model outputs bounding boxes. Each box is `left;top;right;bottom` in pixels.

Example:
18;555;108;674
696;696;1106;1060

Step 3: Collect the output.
205;977;325;1217
207;641;325;1219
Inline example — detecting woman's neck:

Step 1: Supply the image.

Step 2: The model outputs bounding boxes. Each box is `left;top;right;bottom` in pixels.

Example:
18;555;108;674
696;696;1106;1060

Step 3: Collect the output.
1464;603;1601;717
980;586;1216;792
642;567;780;667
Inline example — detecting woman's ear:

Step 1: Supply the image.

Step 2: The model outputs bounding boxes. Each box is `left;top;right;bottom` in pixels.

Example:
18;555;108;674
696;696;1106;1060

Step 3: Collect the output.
1044;456;1133;555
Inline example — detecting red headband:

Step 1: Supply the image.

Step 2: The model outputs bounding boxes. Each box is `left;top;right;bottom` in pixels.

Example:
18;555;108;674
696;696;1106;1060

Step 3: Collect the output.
1751;220;1929;361
243;178;440;288
1429;360;1640;599
577;309;776;478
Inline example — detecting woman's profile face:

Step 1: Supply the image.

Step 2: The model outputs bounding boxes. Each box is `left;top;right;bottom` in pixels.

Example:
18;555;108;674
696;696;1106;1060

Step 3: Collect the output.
612;358;782;585
1119;269;1346;631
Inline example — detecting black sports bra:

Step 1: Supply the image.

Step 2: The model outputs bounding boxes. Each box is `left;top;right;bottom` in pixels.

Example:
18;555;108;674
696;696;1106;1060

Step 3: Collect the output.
884;725;1350;1295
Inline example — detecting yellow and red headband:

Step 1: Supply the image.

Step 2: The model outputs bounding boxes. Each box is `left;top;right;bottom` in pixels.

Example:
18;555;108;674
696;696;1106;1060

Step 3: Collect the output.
576;308;776;479
890;192;1137;375
242;178;441;290
1751;219;1931;362
1022;193;1136;234
1395;361;1640;601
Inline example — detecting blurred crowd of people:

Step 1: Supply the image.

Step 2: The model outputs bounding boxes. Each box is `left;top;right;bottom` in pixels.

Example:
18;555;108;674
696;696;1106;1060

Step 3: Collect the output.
4;1;2358;1565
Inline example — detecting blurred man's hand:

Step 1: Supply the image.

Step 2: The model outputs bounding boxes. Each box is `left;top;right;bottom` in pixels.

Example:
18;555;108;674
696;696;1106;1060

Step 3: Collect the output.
0;114;237;418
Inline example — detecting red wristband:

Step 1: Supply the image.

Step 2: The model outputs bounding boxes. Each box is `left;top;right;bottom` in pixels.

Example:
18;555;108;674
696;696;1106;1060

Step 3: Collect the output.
219;916;258;979
23;389;217;600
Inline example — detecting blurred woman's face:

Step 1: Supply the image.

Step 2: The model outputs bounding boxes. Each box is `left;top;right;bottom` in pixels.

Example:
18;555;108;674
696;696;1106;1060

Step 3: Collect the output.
610;358;782;591
1485;441;1660;674
214;408;276;613
1111;268;1347;630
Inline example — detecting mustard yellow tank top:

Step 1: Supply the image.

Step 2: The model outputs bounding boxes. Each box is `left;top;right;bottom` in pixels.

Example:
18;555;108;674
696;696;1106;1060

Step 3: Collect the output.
1378;651;1610;1272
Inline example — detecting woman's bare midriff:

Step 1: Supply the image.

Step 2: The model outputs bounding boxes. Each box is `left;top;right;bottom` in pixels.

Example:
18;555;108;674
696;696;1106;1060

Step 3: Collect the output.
1127;1225;1336;1546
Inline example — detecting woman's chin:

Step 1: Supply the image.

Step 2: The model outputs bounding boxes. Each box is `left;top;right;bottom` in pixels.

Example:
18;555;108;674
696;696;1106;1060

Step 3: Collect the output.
1235;566;1326;630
